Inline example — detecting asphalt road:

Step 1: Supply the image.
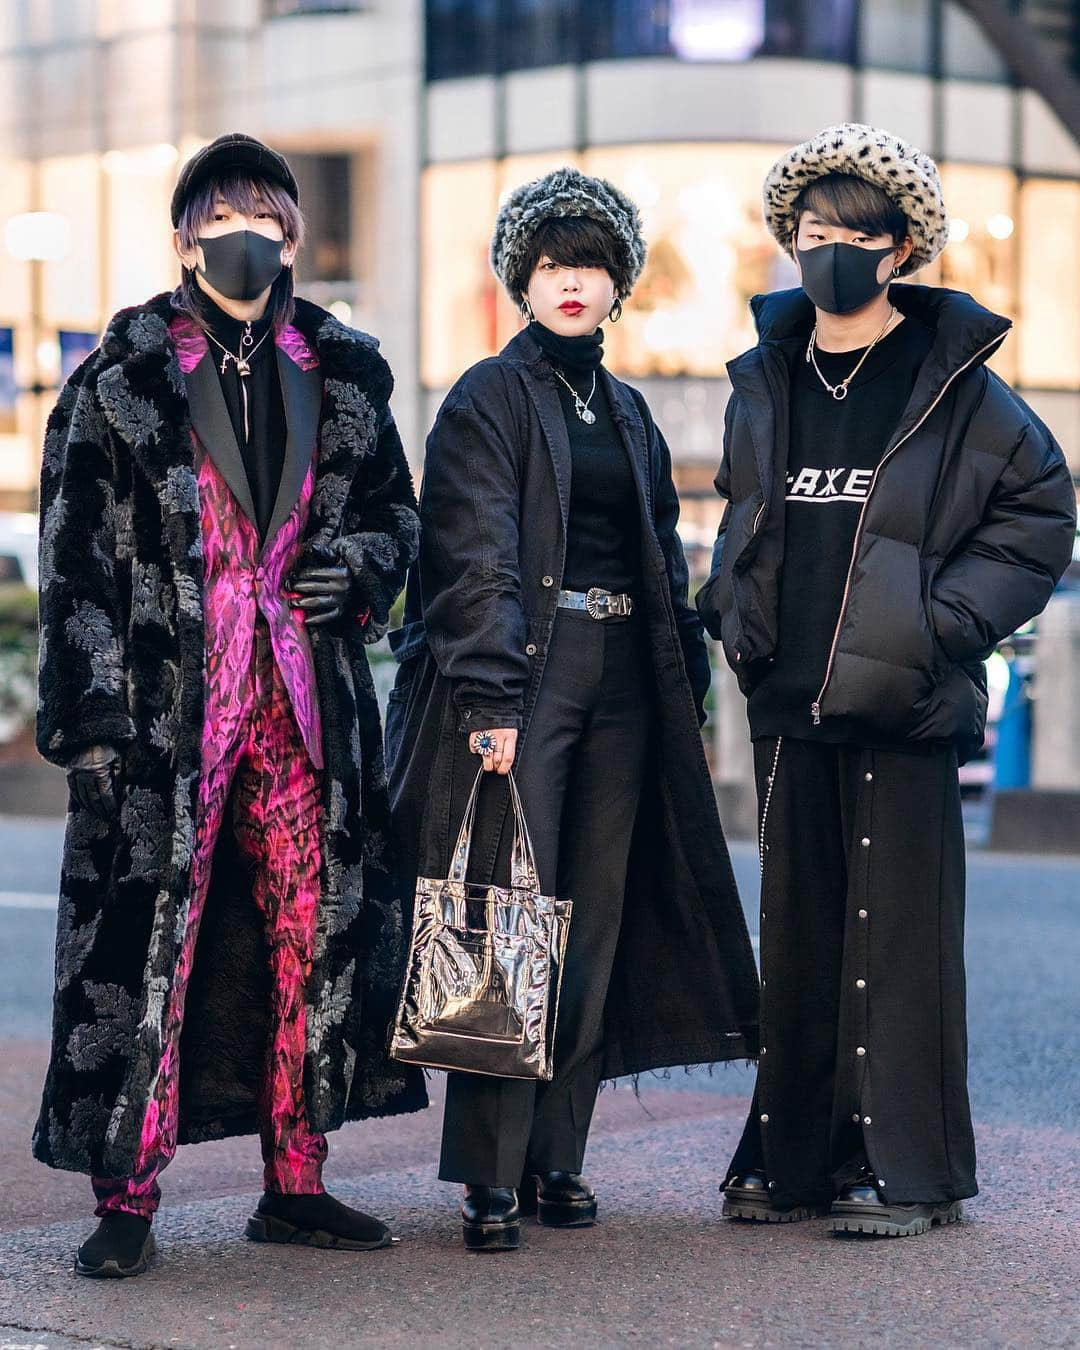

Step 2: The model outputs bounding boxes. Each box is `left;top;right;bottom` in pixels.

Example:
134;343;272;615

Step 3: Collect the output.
0;817;1077;1349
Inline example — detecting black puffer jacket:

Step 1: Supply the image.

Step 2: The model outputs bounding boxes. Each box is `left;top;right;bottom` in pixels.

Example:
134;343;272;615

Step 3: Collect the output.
697;285;1076;757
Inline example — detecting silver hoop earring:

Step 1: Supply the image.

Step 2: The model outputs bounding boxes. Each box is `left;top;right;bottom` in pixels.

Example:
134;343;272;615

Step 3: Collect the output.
609;297;623;323
520;298;534;322
892;266;901;277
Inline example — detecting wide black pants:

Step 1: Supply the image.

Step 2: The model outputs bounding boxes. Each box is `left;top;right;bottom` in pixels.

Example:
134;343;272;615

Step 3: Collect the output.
726;736;977;1208
439;608;652;1186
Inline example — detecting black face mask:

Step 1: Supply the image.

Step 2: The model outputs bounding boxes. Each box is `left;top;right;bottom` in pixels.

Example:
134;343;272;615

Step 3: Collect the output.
796;242;896;315
196;230;285;302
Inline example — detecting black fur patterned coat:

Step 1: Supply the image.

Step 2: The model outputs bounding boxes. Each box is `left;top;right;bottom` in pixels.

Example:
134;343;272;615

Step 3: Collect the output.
33;291;428;1178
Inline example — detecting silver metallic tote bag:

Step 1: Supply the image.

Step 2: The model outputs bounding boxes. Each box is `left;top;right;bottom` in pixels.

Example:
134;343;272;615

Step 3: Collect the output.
391;768;572;1081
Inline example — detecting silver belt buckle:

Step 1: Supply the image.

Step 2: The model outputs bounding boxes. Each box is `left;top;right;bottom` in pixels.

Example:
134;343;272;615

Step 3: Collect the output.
585;587;631;620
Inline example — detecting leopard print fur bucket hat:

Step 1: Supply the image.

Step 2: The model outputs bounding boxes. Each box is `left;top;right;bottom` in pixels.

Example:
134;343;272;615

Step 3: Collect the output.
763;123;948;275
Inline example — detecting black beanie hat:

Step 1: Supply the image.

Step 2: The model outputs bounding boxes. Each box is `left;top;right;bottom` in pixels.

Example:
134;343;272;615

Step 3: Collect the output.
170;132;299;228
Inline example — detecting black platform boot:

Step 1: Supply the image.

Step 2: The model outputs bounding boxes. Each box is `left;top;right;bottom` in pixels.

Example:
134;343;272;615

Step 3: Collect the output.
527;1172;597;1228
74;1213;155;1278
461;1185;521;1252
245;1190;395;1250
721;1171;828;1223
830;1167;963;1238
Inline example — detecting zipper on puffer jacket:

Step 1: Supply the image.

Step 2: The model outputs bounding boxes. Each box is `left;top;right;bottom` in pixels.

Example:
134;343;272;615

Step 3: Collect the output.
810;332;1006;727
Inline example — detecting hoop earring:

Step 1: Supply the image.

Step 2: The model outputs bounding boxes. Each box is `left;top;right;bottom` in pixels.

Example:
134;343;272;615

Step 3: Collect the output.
609;297;623;323
520;298;534;322
892;266;901;277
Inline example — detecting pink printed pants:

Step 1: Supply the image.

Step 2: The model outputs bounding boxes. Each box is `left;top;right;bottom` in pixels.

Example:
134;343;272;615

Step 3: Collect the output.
92;627;326;1220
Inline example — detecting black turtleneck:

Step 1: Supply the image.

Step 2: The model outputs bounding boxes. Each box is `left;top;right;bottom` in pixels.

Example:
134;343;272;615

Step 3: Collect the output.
528;321;641;595
196;290;285;541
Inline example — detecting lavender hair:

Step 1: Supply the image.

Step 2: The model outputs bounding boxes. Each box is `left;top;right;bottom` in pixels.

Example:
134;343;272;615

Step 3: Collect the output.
175;168;306;333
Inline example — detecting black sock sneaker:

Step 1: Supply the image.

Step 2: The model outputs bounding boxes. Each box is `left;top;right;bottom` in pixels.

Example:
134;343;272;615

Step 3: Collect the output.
75;1213;155;1278
245;1190;394;1251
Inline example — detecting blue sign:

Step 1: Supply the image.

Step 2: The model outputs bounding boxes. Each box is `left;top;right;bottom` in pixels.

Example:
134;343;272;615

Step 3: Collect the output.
59;329;99;383
0;328;15;430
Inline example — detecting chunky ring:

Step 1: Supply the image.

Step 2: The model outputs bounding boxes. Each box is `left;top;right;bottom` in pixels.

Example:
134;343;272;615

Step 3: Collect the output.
474;732;497;756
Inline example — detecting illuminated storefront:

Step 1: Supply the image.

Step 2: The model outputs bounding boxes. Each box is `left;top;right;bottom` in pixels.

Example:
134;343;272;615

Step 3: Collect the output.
420;147;1080;447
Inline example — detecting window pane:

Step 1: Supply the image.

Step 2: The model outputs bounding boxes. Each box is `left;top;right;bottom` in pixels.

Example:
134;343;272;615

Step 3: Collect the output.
932;164;1018;383
581;0;672;60
859;0;932;73
942;0;1009;81
420;162;501;387
427;0;859;73
265;1;367;15
290;153;353;283
583;142;794;378
1018;179;1080;389
499;0;580;71
426;0;497;80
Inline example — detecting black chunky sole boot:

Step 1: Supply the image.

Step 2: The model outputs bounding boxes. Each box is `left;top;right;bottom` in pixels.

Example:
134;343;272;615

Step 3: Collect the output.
721;1172;827;1224
461;1185;521;1252
537;1177;597;1228
830;1197;963;1237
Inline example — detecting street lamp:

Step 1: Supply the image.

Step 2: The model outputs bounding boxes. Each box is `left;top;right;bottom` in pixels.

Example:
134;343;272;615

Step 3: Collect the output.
4;211;70;265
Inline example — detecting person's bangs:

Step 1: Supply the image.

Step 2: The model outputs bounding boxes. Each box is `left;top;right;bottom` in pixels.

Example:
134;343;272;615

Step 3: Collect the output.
513;215;631;298
795;173;908;244
532;218;614;270
176;169;305;254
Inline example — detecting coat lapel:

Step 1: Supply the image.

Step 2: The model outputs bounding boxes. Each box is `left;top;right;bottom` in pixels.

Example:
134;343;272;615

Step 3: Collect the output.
261;342;321;557
182;345;259;529
520;364;572;529
600;369;653;518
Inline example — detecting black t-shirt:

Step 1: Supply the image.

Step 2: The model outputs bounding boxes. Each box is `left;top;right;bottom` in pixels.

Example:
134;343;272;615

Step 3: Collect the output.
747;315;934;743
554;370;642;595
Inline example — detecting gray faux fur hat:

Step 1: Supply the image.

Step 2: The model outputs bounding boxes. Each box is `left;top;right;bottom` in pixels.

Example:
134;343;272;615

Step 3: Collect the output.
490;166;647;300
763;123;949;275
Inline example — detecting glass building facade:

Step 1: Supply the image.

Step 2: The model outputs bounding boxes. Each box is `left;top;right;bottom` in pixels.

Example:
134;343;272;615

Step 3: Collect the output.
419;0;1080;459
424;0;1025;81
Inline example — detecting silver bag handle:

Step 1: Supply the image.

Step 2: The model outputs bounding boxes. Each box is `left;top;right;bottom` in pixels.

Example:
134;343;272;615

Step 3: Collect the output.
448;767;540;892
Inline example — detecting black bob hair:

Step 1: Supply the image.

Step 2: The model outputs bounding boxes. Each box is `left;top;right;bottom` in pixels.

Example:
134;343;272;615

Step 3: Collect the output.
793;172;909;245
511;216;632;302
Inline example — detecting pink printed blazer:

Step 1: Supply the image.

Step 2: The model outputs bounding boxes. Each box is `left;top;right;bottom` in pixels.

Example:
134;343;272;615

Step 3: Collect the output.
171;314;325;770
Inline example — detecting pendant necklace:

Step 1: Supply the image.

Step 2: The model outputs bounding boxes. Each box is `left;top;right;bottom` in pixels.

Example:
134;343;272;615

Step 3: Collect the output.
806;306;898;401
552;366;598;424
204;321;270;442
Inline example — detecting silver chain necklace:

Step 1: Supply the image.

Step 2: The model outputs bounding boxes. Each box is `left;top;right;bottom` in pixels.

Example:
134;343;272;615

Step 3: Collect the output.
806;306;898;401
552;366;598;424
203;321;272;443
204;320;271;378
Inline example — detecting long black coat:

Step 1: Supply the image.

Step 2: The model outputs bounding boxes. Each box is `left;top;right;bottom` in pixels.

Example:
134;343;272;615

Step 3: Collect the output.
34;292;427;1178
697;285;1076;757
387;328;760;1078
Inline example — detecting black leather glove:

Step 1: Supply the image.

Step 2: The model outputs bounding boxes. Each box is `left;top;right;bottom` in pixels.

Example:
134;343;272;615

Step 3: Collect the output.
286;562;352;628
67;744;121;822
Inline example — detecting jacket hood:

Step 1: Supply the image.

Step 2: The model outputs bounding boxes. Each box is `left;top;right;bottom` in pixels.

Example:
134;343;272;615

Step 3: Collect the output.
747;283;1011;380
